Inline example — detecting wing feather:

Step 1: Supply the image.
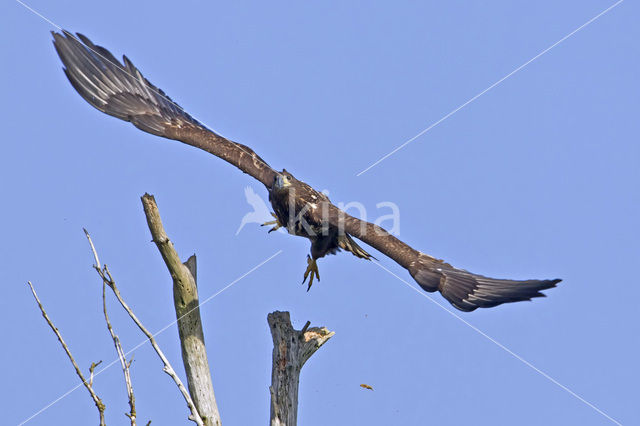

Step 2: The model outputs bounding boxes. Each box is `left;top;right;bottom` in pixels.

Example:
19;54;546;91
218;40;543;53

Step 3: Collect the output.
323;205;560;311
52;30;276;187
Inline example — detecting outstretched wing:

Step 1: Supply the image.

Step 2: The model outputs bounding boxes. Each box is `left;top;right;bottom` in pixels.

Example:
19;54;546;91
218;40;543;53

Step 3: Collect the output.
52;30;276;188
409;257;560;312
323;205;560;312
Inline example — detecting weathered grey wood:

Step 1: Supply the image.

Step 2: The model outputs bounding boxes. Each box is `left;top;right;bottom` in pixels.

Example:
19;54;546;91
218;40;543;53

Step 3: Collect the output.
268;311;334;426
178;255;221;426
141;194;221;426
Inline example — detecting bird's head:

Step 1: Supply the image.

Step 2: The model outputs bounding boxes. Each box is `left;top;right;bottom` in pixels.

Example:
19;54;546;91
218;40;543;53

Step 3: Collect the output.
273;169;294;191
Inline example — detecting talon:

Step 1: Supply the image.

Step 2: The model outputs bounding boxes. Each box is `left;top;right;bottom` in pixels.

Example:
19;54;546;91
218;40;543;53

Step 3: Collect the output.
302;255;320;291
262;212;282;233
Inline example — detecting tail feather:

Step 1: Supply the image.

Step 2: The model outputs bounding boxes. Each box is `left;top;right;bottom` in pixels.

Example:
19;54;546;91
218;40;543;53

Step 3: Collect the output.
339;234;375;260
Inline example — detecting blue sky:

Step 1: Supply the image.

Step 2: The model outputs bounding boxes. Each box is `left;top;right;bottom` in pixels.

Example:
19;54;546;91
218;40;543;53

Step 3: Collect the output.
2;1;638;425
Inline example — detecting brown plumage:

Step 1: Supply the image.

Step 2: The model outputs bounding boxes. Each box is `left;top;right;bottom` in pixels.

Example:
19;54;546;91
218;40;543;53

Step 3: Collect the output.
52;30;560;311
267;170;373;289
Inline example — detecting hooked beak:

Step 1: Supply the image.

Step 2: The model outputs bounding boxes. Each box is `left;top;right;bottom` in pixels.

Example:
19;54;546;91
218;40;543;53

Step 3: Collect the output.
275;173;291;189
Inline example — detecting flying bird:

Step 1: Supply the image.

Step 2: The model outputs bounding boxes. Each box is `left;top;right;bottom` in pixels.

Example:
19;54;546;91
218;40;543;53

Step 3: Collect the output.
266;170;373;288
51;31;560;311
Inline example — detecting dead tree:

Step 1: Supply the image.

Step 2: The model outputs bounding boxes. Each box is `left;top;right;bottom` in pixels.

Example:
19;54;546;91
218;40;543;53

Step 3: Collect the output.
28;193;333;425
141;194;220;426
268;312;334;426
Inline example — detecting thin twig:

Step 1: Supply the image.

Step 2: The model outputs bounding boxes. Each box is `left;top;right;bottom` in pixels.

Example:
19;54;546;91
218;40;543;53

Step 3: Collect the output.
89;361;102;387
27;281;106;426
103;281;137;425
84;229;204;426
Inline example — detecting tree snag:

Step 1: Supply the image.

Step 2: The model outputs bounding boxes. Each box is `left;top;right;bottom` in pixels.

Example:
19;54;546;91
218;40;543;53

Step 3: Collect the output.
268;311;334;426
141;193;221;426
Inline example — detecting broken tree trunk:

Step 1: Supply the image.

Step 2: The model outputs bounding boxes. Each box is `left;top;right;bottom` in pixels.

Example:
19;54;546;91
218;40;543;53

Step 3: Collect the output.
141;193;221;426
268;311;334;426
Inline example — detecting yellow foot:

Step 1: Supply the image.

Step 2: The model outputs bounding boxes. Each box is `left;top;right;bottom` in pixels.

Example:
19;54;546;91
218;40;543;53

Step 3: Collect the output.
302;255;320;291
261;212;282;233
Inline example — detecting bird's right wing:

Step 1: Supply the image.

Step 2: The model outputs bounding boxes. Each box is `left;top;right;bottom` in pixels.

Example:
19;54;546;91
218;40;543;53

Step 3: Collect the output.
52;31;277;188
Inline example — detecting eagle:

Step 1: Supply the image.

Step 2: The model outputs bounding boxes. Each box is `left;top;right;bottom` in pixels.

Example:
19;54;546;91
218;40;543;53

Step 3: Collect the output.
51;31;560;312
266;170;373;288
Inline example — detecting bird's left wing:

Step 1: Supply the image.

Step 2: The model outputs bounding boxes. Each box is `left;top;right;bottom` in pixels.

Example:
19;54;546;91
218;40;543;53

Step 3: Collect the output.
322;204;560;312
52;31;276;188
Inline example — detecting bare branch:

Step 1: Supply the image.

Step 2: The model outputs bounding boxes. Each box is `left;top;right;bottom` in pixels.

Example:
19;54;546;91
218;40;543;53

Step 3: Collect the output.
84;229;204;426
27;281;106;426
103;280;137;425
268;311;334;426
89;360;102;388
141;193;221;426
